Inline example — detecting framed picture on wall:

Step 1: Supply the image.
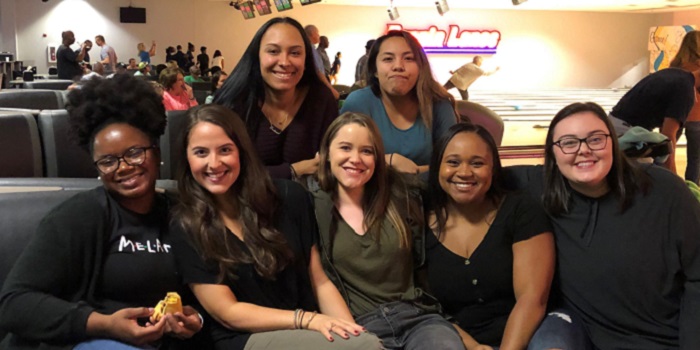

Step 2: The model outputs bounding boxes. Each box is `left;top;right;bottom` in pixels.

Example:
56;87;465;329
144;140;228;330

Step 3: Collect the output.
47;45;57;63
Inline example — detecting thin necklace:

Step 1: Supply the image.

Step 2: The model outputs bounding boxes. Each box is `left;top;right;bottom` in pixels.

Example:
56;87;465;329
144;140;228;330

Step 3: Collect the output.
268;111;289;135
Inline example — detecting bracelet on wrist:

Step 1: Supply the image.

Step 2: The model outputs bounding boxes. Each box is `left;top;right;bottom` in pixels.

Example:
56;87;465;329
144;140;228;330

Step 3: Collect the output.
304;311;317;329
290;165;299;181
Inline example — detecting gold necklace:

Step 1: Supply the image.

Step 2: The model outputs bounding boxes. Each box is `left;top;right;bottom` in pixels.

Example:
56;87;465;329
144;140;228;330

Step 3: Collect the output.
268;111;290;135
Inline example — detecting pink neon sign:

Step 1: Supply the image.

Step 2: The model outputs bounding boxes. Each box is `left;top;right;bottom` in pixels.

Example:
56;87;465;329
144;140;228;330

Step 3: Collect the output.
386;24;501;54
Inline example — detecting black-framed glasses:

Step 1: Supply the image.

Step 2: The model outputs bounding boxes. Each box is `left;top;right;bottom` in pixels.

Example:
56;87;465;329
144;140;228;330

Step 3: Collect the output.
553;134;610;154
94;146;157;175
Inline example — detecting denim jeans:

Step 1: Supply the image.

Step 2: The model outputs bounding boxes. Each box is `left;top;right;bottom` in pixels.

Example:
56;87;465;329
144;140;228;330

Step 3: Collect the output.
355;301;464;350
73;339;156;350
685;121;700;184
527;308;594;350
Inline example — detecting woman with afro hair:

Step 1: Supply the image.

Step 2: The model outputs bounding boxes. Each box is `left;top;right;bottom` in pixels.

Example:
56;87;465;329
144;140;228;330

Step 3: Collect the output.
0;75;204;350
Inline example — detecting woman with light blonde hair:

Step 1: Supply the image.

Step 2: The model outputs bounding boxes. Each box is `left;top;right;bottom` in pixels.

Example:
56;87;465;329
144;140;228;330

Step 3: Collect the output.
137;40;156;65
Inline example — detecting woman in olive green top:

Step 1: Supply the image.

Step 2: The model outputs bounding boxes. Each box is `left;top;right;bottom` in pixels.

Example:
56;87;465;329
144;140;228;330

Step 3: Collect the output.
313;112;465;350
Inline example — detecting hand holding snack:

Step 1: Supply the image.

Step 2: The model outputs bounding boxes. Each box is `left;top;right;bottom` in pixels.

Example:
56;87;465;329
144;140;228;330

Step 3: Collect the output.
151;292;183;323
163;305;203;339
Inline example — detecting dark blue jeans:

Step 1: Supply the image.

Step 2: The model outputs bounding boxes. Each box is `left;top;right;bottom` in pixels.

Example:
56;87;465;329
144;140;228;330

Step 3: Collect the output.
527;308;594;350
685;121;700;184
355;301;465;350
73;339;155;350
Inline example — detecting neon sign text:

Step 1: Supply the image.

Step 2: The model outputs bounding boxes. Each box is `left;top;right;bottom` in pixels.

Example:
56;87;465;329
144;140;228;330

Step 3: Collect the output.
386;24;501;54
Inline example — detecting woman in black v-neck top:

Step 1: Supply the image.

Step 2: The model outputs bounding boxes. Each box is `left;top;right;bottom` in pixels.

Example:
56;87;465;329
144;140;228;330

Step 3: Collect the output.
425;123;554;349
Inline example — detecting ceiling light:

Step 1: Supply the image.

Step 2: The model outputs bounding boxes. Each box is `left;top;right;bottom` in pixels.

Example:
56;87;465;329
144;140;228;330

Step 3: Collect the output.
387;0;399;20
436;0;449;15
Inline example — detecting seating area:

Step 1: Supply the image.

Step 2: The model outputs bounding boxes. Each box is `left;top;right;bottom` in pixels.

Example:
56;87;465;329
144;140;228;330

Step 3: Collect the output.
0;89;190;179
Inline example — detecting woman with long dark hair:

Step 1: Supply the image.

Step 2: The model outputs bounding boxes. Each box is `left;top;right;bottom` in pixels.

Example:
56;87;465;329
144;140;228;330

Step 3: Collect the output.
170;104;381;350
340;30;457;174
670;30;700;184
214;17;338;182
313;112;464;349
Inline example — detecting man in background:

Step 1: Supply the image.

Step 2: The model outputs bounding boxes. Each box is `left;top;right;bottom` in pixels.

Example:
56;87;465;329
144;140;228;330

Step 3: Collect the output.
57;30;86;80
354;39;375;87
444;56;499;101
304;24;339;99
197;46;210;76
95;35;117;74
609;67;700;174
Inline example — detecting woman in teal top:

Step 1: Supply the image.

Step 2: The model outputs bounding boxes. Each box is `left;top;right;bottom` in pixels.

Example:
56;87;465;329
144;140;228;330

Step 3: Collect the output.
340;31;457;174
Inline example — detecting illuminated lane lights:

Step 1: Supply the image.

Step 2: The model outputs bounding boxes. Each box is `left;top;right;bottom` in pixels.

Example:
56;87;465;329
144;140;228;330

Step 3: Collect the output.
386;24;501;55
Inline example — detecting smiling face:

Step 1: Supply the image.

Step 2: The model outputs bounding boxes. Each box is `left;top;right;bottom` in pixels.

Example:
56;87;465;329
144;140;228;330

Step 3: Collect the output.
329;123;376;197
551;111;613;197
259;23;305;93
187;121;241;199
92;123;158;208
438;132;493;207
375;36;419;98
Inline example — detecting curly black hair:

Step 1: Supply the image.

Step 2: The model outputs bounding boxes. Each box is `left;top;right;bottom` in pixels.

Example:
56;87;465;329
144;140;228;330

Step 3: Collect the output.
66;74;167;153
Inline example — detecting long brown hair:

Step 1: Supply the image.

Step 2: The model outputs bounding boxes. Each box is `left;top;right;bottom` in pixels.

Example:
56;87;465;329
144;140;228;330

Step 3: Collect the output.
367;30;456;130
317;112;422;248
670;30;700;68
174;104;292;281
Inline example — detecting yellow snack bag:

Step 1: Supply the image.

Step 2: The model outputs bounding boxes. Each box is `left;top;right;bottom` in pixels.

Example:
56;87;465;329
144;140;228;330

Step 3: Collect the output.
152;292;183;322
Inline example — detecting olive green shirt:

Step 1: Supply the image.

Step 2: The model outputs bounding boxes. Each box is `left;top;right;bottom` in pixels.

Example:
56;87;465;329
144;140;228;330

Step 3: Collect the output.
332;217;419;317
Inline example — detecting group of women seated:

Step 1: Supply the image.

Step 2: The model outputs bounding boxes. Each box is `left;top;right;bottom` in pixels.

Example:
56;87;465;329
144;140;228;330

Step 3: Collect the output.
1;16;699;350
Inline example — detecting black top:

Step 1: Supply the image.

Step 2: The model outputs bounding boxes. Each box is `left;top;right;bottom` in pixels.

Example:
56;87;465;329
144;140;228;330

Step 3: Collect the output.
611;68;696;130
197;53;210;72
232;85;338;179
56;44;82;80
425;192;551;346
171;180;318;350
97;194;179;312
512;164;700;349
173;51;188;70
0;188;201;350
550;166;700;349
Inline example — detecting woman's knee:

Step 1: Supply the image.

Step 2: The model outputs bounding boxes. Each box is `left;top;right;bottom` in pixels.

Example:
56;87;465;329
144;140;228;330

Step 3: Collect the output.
528;310;592;350
342;332;384;350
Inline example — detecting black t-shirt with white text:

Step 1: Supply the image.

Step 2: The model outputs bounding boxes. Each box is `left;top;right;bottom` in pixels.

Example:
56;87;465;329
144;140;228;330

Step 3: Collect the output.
97;193;180;312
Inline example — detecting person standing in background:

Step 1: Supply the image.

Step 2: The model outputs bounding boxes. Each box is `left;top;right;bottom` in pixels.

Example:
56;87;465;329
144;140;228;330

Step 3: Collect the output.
77;39;92;66
137;40;156;65
608;67;700;175
211;49;224;75
95;35;117;74
197;46;210;76
354;39;375;87
329;52;341;85
444;56;499;101
173;45;188;70
318;36;331;77
670;30;700;184
57;30;86;80
185;42;195;71
304;24;339;99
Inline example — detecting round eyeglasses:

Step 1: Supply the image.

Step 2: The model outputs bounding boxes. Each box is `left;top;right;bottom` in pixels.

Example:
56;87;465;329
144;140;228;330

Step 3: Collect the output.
553;134;610;154
94;146;157;175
